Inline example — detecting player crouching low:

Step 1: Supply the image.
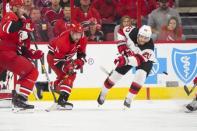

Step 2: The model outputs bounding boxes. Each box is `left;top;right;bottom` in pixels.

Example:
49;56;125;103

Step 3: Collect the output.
186;77;197;112
47;23;87;110
97;25;156;108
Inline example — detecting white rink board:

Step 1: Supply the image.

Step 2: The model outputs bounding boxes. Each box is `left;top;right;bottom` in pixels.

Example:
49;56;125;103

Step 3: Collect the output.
32;43;197;88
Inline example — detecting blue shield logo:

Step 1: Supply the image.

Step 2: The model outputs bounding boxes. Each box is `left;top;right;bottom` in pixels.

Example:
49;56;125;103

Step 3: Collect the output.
172;48;197;84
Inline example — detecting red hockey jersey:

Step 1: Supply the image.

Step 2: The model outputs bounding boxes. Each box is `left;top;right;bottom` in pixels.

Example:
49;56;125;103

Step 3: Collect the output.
48;31;87;60
42;7;64;26
0;12;21;51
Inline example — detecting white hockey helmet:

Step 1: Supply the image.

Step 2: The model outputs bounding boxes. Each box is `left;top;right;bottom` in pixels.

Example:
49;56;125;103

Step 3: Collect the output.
138;25;152;40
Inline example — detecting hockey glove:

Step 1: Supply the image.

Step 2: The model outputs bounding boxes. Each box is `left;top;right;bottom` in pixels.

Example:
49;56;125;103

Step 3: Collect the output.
193;77;197;85
114;55;128;67
117;44;134;57
22;18;34;32
62;61;75;74
73;59;84;69
23;48;43;59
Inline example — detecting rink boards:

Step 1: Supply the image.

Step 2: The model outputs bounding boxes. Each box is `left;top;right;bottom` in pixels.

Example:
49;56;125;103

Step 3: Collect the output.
29;42;197;100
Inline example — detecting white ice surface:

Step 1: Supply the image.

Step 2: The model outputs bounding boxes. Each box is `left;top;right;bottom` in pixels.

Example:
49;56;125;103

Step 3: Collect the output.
0;100;197;131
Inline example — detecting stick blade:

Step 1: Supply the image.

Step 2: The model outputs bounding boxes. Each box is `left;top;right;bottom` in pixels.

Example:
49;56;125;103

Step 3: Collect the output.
184;85;190;96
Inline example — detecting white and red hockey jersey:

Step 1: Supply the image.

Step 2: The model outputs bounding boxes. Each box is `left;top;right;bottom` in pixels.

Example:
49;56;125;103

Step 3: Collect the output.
116;26;156;63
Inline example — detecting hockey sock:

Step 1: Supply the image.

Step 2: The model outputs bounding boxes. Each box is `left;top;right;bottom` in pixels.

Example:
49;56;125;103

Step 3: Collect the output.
101;70;123;95
127;82;142;100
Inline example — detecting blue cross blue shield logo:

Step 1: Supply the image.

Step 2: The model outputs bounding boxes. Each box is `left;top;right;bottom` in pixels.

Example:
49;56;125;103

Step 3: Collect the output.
172;48;197;84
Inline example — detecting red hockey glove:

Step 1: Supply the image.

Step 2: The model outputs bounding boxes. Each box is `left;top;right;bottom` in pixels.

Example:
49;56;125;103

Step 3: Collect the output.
22;18;34;32
193;77;197;85
124;49;135;57
73;59;84;69
26;49;43;59
117;44;134;57
118;44;128;54
62;61;75;74
114;55;128;67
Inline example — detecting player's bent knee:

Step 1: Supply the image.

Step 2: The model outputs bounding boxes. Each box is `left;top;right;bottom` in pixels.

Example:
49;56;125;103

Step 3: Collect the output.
27;67;39;82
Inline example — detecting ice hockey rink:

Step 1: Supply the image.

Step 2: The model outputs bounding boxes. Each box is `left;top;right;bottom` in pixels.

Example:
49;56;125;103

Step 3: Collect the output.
0;100;197;131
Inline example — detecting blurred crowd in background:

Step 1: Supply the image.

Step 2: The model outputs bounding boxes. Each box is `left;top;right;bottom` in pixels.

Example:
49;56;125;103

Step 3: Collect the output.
0;0;195;42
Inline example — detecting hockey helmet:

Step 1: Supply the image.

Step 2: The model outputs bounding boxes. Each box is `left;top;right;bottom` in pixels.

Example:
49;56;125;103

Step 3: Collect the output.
70;23;84;42
70;23;84;33
138;25;152;40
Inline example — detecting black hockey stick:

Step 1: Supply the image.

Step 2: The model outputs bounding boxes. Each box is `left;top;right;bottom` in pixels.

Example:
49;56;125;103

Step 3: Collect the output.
184;84;197;96
29;32;57;102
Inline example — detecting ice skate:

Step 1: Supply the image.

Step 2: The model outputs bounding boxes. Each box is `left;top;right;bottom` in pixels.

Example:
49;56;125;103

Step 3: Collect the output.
12;90;34;112
123;97;132;109
57;92;73;110
186;97;197;112
97;91;107;106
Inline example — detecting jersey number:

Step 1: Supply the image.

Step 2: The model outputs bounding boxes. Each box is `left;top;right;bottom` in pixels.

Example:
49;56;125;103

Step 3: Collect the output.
142;52;152;60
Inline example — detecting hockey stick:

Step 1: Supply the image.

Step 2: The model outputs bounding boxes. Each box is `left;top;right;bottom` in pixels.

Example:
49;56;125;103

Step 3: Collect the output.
184;84;197;96
100;66;113;76
29;32;57;102
100;64;168;76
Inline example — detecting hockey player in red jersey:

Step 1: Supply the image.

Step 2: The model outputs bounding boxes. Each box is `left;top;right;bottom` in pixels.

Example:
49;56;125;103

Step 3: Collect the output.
47;23;87;109
186;77;197;112
0;0;43;110
97;25;156;108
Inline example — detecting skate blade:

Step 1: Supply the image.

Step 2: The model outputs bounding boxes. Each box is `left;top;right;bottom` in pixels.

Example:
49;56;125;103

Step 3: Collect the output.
184;108;193;113
123;105;130;110
12;107;34;113
184;107;197;113
56;104;73;110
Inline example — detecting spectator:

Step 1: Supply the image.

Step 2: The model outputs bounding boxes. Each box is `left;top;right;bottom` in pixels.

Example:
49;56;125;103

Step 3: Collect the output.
60;0;70;8
73;0;101;25
41;0;64;26
148;0;181;41
53;5;72;36
157;16;183;41
154;0;175;8
34;0;51;8
92;0;117;24
116;0;151;23
0;2;2;21
85;17;104;42
24;0;35;16
30;7;54;41
92;0;117;38
114;15;134;41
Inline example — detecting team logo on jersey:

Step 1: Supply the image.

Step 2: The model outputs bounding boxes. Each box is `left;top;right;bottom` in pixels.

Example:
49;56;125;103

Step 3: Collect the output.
172;48;197;84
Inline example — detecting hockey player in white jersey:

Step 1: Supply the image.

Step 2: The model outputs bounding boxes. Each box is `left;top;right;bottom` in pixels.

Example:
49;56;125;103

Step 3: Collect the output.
97;25;156;108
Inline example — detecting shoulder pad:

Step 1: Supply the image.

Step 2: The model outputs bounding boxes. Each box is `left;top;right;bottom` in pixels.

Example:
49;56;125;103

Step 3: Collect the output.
123;26;135;37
